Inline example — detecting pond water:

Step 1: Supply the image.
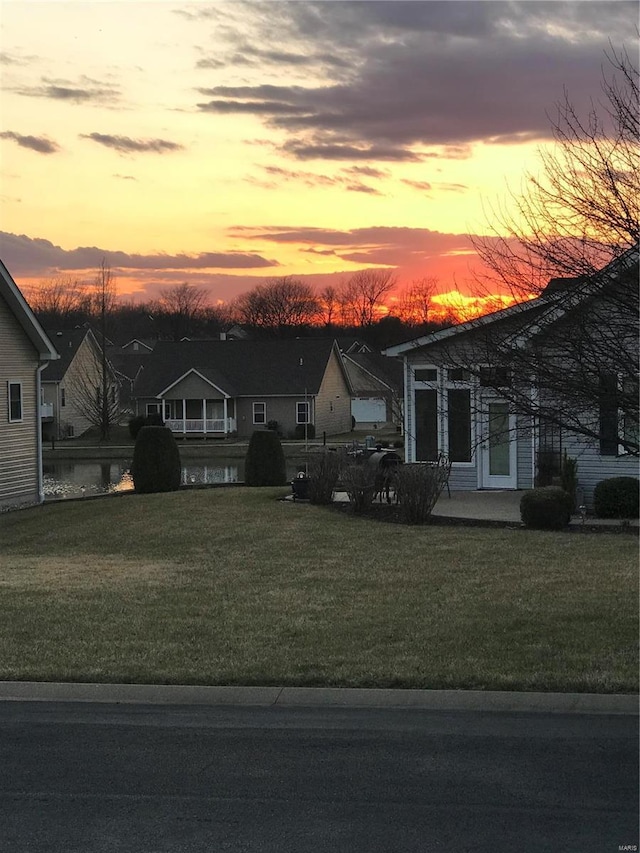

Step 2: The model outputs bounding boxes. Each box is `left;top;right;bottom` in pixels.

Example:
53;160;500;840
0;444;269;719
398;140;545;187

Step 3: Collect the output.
43;458;304;500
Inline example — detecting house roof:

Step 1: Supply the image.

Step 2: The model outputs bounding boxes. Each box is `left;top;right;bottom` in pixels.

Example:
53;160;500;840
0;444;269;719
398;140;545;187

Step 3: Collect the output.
342;352;404;393
135;338;350;399
121;338;155;352
41;328;94;382
0;259;58;361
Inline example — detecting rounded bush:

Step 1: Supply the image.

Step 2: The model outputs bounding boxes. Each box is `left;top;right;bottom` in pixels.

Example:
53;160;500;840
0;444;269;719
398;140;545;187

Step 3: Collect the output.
245;430;287;486
520;486;572;530
593;477;639;519
131;426;181;493
128;412;164;440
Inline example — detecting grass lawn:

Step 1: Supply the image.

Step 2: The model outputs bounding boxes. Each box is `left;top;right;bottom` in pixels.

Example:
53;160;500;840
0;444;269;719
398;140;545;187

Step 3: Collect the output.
0;488;637;693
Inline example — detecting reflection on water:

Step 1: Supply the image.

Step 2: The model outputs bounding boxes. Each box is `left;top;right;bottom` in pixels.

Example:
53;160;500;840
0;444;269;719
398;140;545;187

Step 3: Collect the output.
43;458;301;500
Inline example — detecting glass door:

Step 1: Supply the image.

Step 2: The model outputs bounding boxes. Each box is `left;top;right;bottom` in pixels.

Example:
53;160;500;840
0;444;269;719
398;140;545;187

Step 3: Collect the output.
482;402;517;488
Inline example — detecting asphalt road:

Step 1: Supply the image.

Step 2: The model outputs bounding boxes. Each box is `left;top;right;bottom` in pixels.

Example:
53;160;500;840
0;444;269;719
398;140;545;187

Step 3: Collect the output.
0;702;637;853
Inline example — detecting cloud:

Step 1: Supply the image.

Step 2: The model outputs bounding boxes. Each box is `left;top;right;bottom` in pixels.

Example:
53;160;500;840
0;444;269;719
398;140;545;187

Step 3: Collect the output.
0;231;278;277
229;224;478;266
192;2;638;161
80;134;185;154
282;140;423;162
0;132;59;154
402;179;468;193
249;164;382;195
10;76;120;104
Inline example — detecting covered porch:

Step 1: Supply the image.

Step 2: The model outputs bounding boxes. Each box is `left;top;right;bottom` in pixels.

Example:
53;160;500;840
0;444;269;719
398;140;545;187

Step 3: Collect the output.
158;397;236;436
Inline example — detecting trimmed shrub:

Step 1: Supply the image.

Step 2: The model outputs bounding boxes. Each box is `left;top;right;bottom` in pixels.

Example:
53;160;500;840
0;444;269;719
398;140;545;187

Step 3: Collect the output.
245;430;287;486
520;486;572;530
307;450;341;504
128;413;164;440
294;422;316;440
131;426;181;493
395;459;450;525
560;451;579;511
593;477;639;519
341;460;376;513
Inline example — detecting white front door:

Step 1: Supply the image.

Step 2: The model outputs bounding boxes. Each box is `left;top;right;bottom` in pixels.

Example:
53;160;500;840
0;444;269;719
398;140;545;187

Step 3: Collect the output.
480;401;518;489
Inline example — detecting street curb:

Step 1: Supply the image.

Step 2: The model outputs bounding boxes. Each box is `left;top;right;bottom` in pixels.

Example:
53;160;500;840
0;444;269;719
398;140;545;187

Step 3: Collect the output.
0;682;637;715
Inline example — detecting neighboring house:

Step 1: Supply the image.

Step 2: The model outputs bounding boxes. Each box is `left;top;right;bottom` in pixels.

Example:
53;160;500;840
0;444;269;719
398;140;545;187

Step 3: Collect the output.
120;338;155;354
341;351;404;430
134;338;353;439
0;259;58;510
384;250;639;507
337;337;372;355
41;328;119;440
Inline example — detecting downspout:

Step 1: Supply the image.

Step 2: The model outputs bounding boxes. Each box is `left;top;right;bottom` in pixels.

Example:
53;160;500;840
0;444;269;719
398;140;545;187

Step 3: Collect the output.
36;363;47;503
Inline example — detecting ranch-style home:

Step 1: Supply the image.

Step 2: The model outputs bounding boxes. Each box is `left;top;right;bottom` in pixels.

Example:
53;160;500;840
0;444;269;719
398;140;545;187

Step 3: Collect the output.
0;259;58;510
384;249;639;508
134;338;353;439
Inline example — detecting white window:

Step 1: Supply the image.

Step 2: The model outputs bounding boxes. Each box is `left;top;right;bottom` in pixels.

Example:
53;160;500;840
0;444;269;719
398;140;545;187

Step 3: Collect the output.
146;403;160;416
412;365;473;463
8;381;23;422
296;401;310;424
253;402;266;424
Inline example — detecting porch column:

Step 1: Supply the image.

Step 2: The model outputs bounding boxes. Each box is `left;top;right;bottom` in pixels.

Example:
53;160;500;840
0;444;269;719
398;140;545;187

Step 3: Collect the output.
183;398;186;434
223;397;228;434
202;398;207;434
161;399;166;422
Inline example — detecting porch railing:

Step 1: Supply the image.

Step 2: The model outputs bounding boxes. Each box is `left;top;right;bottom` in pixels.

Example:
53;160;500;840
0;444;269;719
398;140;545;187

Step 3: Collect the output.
41;402;54;418
165;418;236;435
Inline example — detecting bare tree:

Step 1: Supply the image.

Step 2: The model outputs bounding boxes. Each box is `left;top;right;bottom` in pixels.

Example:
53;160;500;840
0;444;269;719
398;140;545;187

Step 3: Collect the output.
320;284;339;327
433;48;639;458
92;259;119;441
342;269;397;328
30;276;92;328
68;330;121;441
233;276;321;335
395;276;437;327
473;45;638;295
154;282;209;341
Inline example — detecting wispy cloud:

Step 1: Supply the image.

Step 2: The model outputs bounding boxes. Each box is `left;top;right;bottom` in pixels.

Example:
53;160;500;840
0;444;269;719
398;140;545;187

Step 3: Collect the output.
0;132;59;154
249;164;382;195
11;75;120;104
81;134;185;154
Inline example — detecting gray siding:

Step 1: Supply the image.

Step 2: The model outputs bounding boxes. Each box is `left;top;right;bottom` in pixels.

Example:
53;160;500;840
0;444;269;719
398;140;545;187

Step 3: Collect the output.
516;414;534;489
0;292;40;509
562;430;639;509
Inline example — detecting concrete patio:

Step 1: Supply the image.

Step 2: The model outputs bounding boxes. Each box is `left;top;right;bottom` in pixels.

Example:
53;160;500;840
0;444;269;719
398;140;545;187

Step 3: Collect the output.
329;488;638;529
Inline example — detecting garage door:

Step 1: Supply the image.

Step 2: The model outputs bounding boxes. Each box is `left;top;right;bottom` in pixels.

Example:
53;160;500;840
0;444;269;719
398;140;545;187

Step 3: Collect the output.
351;397;387;423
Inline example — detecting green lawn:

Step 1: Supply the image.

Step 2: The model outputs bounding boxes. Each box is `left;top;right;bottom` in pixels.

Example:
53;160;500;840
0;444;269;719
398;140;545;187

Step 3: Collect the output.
0;488;636;692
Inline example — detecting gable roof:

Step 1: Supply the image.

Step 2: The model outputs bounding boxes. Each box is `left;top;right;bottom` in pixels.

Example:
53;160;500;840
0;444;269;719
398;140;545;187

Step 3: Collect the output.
0;259;58;361
135;338;350;399
41;328;97;382
342;352;403;392
384;246;639;357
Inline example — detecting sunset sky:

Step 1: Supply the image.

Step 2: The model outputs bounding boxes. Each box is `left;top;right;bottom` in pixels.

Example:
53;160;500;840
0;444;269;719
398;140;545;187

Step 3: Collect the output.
0;0;636;316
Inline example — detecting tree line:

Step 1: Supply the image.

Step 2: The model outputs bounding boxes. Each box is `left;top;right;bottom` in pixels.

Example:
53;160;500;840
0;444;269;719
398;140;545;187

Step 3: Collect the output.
29;269;450;350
